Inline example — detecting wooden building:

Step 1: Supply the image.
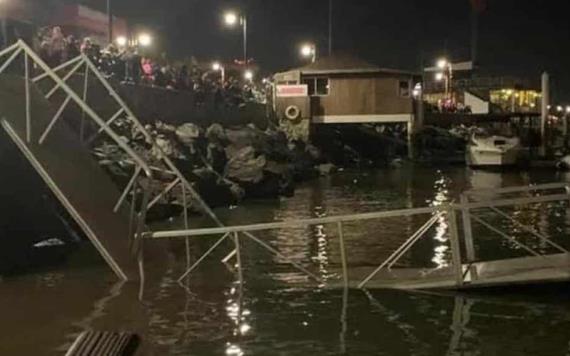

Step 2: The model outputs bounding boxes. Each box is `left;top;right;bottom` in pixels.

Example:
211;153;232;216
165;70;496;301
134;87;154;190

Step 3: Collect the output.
273;55;419;156
274;55;418;124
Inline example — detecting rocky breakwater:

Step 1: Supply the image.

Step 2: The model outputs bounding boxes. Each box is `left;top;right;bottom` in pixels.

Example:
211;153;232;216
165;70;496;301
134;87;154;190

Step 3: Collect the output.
94;122;328;218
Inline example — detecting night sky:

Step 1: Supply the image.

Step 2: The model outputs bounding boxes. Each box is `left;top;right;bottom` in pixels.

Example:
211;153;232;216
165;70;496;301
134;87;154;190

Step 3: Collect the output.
84;0;570;100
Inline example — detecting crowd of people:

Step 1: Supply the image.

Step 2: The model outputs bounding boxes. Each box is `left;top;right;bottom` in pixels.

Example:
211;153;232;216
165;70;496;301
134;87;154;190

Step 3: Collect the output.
34;26;267;106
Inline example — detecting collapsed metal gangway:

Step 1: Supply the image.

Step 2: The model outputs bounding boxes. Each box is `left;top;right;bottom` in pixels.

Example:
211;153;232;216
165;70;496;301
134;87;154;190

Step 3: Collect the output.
145;182;570;291
0;40;224;280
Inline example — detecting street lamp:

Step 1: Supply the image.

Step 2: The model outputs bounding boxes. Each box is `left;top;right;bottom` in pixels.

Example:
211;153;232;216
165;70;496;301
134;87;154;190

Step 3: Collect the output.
244;70;254;81
224;11;248;68
212;62;225;84
138;33;152;47
437;58;448;69
300;43;317;63
435;58;453;100
115;36;127;47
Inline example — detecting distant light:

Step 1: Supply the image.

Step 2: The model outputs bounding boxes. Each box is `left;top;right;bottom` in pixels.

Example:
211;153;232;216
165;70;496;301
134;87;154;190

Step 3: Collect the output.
435;72;444;81
566;106;570;113
244;70;254;81
212;62;222;71
300;44;314;57
224;12;239;26
138;33;152;47
115;36;127;47
557;105;564;112
412;83;422;97
505;89;514;96
262;78;268;84
547;105;552;110
437;58;448;69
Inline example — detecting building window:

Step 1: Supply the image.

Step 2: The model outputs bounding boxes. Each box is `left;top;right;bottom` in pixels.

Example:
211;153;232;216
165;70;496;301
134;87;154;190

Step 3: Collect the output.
302;77;330;96
399;80;411;97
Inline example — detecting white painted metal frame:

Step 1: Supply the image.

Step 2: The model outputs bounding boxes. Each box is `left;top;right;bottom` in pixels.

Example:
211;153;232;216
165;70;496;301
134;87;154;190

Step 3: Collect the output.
144;183;570;289
0;41;154;280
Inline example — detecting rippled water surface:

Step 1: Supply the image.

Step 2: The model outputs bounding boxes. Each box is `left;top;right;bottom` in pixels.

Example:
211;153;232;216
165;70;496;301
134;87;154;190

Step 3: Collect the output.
1;166;570;355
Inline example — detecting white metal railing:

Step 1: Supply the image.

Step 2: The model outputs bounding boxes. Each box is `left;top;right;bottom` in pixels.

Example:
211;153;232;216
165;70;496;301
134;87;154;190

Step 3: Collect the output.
0;41;155;253
0;41;226;280
143;183;570;289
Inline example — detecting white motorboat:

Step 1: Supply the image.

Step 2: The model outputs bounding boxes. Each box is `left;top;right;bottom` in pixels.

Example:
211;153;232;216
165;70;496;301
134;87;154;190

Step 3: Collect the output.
467;133;521;167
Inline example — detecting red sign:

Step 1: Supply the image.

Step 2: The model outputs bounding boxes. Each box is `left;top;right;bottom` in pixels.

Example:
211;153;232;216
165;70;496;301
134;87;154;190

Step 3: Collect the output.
276;85;308;97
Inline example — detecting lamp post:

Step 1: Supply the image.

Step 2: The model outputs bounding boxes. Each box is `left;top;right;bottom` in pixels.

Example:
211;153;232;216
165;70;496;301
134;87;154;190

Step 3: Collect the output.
435;58;453;100
0;0;7;49
107;0;113;44
212;62;225;84
224;11;248;69
300;44;317;63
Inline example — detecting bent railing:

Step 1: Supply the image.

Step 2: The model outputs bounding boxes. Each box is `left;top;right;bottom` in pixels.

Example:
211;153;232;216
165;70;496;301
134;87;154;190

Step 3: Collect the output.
144;183;570;289
0;40;153;251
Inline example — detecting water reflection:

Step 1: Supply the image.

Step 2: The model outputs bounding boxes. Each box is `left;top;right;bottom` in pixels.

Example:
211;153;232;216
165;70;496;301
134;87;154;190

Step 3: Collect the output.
4;167;570;355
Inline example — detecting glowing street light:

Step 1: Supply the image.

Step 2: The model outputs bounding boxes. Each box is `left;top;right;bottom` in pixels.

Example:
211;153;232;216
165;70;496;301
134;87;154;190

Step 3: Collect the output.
115;36;127;47
224;11;248;68
212;62;225;83
566;106;570;114
300;43;317;63
557;105;564;112
224;12;239;26
138;33;152;47
437;58;448;69
244;70;254;81
435;58;453;100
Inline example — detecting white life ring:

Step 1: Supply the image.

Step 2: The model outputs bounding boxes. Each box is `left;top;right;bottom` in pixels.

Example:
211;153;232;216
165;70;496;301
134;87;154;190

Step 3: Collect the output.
285;105;301;121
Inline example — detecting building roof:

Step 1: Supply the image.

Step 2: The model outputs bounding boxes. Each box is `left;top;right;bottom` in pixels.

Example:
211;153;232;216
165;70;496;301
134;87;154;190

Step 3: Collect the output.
279;54;418;76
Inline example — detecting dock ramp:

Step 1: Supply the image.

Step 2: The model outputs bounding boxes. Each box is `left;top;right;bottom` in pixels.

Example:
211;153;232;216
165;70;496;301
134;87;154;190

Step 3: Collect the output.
145;182;570;291
0;41;221;280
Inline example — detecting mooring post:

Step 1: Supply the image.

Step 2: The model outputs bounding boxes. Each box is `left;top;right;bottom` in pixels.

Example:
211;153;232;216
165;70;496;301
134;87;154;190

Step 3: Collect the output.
448;207;464;287
460;194;478;282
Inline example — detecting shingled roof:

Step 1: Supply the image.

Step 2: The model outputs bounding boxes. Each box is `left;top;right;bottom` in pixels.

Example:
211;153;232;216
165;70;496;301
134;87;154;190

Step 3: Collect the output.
282;54;418;76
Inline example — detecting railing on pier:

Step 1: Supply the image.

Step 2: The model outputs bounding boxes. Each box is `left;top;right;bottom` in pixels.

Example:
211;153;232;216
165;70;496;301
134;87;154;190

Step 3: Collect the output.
144;183;570;290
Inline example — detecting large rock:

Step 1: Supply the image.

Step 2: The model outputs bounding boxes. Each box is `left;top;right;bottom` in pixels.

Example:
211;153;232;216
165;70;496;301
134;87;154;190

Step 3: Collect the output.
225;146;266;183
176;123;202;146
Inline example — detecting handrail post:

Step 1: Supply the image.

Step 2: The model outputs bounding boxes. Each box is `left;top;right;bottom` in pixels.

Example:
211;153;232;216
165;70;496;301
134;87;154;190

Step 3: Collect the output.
460;194;478;281
24;53;31;143
337;221;349;289
80;62;89;143
448;207;464;287
233;232;244;289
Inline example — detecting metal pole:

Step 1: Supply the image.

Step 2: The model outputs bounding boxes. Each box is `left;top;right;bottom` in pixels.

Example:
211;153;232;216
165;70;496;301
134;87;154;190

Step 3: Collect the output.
328;0;333;55
541;72;549;156
233;232;244;288
460;194;477;282
447;207;464;287
80;64;89;143
24;53;31;143
242;16;247;68
337;221;348;288
107;0;113;44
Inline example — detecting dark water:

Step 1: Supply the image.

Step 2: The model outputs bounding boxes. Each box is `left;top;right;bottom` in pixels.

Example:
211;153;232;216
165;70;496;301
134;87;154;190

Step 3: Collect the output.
1;166;570;355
